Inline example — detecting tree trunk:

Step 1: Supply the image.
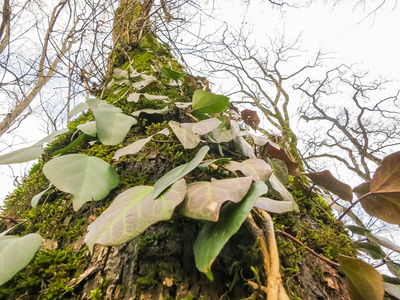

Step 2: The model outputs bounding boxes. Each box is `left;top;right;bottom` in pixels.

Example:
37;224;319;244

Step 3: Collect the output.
0;2;355;299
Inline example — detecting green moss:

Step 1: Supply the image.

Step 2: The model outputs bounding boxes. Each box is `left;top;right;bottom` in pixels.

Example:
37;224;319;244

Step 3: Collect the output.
90;287;103;300
0;247;86;300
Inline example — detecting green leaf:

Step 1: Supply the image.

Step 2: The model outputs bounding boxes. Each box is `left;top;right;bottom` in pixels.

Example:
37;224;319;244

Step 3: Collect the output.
338;255;385;300
51;134;86;156
211;125;233;143
131;74;157;91
382;275;400;285
112;129;169;161
386;259;400;279
385;283;400;299
305;170;353;202
179;177;252;221
31;183;53;208
265;144;298;175
269;158;289;184
161;67;185;81
43;154;119;211
0;146;43;165
68;102;89;119
32;128;69;147
77;121;97;137
365;232;400;254
193;181;268;280
168;120;200;149
268;173;297;204
86;98;107;110
84;179;186;254
355;242;386;260
198;158;231;172
347;225;370;236
192;90;229;114
180;118;222;135
226;158;273;181
152;146;209;199
93;103;137;145
0;233;42;286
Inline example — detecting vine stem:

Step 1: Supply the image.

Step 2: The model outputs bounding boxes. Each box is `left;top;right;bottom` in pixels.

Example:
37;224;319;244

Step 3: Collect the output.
338;192;372;221
275;230;339;268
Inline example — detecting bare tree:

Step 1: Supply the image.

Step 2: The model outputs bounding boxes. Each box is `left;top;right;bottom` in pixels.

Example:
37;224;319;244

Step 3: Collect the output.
296;65;400;181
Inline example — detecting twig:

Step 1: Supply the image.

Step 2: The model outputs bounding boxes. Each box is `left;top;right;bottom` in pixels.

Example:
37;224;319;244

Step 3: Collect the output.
275;230;339;268
247;280;268;294
185;112;199;122
338;192;371;221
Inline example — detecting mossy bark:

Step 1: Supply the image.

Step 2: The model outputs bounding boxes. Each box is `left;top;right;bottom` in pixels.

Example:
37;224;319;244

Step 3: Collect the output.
0;2;355;299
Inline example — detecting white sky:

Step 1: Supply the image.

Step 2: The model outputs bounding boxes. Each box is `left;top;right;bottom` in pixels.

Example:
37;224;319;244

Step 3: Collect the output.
1;1;400;201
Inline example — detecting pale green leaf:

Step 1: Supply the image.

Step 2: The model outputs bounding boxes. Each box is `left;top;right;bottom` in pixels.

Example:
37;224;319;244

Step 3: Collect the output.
347;225;370;236
0;233;42;286
77;121;97;137
131;106;169;116
68;102;89;119
339;255;385;300
43;154;120;211
152;146;209;199
179;177;252;221
269;173;297;205
113;129;169;160
355;242;386;260
385;283;400;299
269;158;289;184
193;181;268;280
127;93;168;103
84;179;186;253
131;74;157;91
31;183;53;208
174;102;192;109
32;128;69;147
255;197;299;214
94;105;137;145
169;120;200;149
86;98;107;110
212;126;233;143
365;232;400;254
0;147;43;165
226;158;272;181
181;118;222;135
192;90;229;114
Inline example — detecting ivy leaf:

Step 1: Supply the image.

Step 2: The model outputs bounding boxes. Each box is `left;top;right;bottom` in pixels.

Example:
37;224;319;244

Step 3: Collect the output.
241;109;260;131
86;98;107;110
211;125;233;143
198;158;231;172
131;74;157;91
353;182;400;226
0;147;43;165
225;158;272;181
168;120;200;149
269;158;289;184
31;183;53;208
43;154;120;211
255;197;298;214
174;102;192;109
68;102;89;118
93;103;137;145
193;181;268;280
192;90;229;114
385;283;400;299
77;121;97;137
355;242;386;260
132;106;169;116
127;93;168;103
265;144;298;175
370;151;400;194
338;255;385;300
51;134;86;156
0;233;42;286
161;67;185;81
32;128;69;147
178;177;253;221
347;225;370;236
180;118;222;135
84;179;186;254
152;146;209;199
365;232;400;254
305;170;353;202
113;129;169;160
386;259;400;279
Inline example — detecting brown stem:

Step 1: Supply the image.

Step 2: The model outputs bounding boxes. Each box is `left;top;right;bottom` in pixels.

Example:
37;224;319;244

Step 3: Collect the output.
275;230;339;268
338;192;372;221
